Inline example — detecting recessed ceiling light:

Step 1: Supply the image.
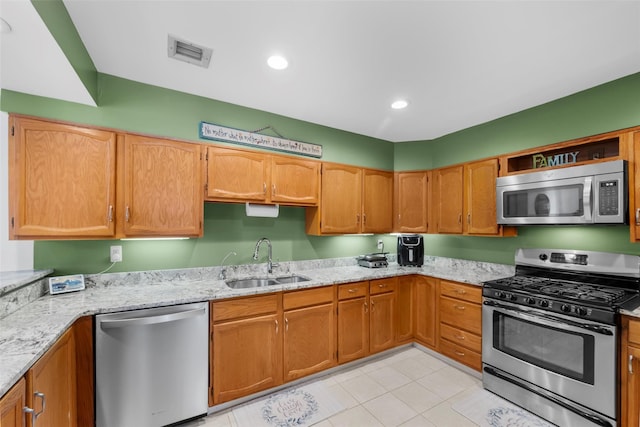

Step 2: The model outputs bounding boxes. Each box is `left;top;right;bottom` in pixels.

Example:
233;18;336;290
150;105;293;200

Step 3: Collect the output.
267;55;288;70
391;100;408;110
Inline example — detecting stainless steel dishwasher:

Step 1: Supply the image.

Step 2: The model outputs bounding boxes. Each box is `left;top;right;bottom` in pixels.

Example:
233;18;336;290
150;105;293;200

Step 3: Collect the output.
95;302;209;427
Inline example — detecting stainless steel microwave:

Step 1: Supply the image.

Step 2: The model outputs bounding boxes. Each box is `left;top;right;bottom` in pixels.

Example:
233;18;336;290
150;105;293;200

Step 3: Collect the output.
496;159;627;225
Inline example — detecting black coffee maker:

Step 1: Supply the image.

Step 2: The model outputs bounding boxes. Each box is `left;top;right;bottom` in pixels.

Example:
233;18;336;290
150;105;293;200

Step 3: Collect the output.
397;235;424;266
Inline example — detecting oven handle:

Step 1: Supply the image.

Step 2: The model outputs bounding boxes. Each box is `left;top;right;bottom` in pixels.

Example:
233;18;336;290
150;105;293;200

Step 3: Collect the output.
483;300;614;336
483;366;612;427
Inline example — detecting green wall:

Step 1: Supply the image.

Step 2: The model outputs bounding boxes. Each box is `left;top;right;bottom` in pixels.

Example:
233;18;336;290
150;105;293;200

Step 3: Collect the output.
6;71;640;275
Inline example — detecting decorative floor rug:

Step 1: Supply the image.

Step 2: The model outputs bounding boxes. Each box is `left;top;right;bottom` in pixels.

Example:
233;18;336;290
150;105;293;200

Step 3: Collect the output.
232;382;345;427
452;388;555;427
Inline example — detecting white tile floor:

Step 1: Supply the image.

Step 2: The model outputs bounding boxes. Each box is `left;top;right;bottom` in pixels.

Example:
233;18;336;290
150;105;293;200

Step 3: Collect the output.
186;347;545;427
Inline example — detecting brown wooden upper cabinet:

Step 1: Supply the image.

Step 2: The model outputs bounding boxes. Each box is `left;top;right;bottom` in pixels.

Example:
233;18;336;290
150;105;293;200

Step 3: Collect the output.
306;163;393;235
629;131;640;242
205;146;319;206
8;115;204;239
433;158;509;236
394;171;429;233
9;116;117;239
121;135;204;238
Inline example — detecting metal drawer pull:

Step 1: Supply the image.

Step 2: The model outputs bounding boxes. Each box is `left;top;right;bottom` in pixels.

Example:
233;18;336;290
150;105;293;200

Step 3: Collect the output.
630;354;634;374
454;350;465;356
454;305;466;310
455;335;466;340
455;289;467;295
378;284;386;288
348;289;357;293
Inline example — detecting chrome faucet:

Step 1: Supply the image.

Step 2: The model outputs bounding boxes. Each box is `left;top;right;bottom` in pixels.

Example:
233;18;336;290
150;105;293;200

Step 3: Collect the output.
219;251;237;280
253;237;279;274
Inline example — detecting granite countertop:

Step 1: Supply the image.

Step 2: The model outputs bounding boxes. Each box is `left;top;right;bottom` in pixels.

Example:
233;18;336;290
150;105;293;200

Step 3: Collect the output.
0;269;54;296
0;258;513;397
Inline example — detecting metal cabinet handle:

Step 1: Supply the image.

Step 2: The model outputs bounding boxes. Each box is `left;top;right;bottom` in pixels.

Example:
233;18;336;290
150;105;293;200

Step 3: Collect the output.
356;214;360;224
371;301;375;312
458;214;462;224
108;205;114;222
263;183;267;195
636;208;640;226
467;213;471;224
125;206;130;222
630;354;634;374
363;213;366;224
285;317;289;332
24;392;46;425
275;319;279;334
272;184;276;196
454;305;466;310
364;302;368;313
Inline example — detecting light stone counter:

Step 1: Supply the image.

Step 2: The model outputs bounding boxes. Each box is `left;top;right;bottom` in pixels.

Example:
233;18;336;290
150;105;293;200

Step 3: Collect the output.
0;256;514;397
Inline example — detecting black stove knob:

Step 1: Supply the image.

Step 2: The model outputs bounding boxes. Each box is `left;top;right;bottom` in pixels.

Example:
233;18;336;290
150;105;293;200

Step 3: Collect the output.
525;297;536;305
561;304;571;312
538;300;549;308
507;293;518;301
495;291;506;299
576;307;588;316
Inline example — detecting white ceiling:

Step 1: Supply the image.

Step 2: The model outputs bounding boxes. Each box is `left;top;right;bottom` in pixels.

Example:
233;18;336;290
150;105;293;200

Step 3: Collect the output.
2;1;640;142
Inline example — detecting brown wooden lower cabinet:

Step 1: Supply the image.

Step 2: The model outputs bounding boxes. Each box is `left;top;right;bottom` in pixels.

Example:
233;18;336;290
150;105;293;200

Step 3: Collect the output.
395;276;414;343
337;282;369;364
414;276;437;348
437;280;482;371
0;378;25;427
621;316;640;427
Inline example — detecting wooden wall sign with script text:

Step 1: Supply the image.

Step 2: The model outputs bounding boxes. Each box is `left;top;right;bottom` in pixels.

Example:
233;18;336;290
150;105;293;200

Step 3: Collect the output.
199;122;323;158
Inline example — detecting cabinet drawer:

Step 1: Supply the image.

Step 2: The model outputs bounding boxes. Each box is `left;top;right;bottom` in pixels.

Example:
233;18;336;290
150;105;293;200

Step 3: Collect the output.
338;282;368;300
439;296;481;335
629;319;640;345
370;277;397;295
212;294;280;322
440;323;481;353
440;280;481;304
440;338;482;371
283;286;335;310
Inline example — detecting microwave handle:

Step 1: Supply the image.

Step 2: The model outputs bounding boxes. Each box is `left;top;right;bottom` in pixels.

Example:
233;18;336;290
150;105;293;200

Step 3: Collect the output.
583;176;593;222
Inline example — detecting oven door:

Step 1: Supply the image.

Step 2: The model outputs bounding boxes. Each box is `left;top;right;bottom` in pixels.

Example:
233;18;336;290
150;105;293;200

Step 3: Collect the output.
482;299;616;420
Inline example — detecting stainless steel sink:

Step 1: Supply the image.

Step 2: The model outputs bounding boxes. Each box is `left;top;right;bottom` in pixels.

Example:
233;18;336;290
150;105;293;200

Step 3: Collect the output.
274;275;311;284
225;278;279;289
225;275;310;289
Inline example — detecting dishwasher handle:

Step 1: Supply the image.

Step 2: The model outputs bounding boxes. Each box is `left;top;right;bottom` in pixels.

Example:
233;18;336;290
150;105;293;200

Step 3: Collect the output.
100;307;206;329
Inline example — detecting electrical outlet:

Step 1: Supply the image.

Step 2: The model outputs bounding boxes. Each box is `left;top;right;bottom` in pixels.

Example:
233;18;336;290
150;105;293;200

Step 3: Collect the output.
377;240;384;251
110;245;123;263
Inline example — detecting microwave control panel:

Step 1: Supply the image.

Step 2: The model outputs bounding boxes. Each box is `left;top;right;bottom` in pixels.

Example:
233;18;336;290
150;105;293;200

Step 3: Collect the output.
598;180;619;216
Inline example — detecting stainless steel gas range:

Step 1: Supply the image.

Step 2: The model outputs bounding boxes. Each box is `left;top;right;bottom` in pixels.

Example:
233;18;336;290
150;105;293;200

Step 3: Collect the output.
482;248;640;427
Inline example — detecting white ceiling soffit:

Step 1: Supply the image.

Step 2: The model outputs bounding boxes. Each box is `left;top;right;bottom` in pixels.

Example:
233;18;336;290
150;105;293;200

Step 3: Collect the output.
18;1;640;142
0;0;95;107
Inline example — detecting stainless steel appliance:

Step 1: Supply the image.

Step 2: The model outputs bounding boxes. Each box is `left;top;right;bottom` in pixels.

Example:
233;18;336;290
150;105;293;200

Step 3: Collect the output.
357;253;388;268
95;302;209;427
496;159;627;225
482;248;640;427
397;234;424;266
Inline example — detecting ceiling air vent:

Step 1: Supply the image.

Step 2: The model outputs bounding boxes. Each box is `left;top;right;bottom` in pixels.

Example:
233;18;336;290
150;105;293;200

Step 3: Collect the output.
168;35;212;68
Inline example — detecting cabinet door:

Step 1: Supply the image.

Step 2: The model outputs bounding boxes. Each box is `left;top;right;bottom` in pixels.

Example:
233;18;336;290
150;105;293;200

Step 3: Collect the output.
26;328;76;427
626;345;640;427
434;165;464;233
123;135;203;237
395;171;428;233
271;156;319;206
362;169;393;233
320;164;362;234
414;276;437;348
396;276;414;343
283;303;336;382
1;378;25;427
337;297;369;363
206;147;268;202
464;158;499;235
9;116;116;238
212;313;282;404
370;292;395;354
632;131;640;240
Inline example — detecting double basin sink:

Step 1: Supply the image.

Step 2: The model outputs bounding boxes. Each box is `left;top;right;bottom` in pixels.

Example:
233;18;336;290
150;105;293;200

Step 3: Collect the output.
226;275;310;289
